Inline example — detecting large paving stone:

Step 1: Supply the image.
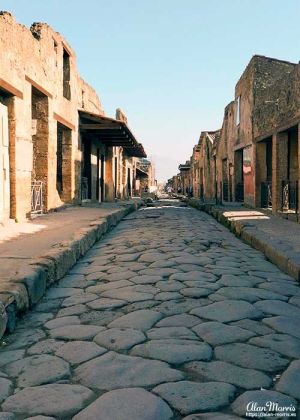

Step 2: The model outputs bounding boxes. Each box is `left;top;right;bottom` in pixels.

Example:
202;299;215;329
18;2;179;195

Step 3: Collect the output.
147;326;198;340
171;271;217;282
231;390;297;417
153;381;236;415
0;378;13;403
1;384;94;417
249;334;300;359
4;354;70;387
180;288;212;298
155;314;201;327
255;300;300;317
87;298;127;310
73;387;173;420
74;351;183;390
216;287;287;302
86;280;133;293
131;339;212;364
61;293;98;307
130;275;163;285
258;281;300;297
184;360;272;389
276;360;300;400
215;343;289;372
0;350;25;367
173;256;212;265
94;328;146;350
101;289;154;302
154;299;202;316
229;319;273;335
139;253;169;263
190;300;263;322
155;291;182;300
44;316;81;329
55;340;106;364
263;316;300;339
4;329;46;350
27;339;65;355
45;287;83;300
56;304;88;317
192;321;255;345
107;310;162;331
49;325;105;340
102;271;136;282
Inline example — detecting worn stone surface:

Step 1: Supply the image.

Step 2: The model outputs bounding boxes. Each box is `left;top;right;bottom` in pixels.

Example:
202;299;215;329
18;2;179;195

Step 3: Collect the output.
73;388;173;420
1;384;94;417
155;313;200;327
184;360;272;389
55;341;107;364
263;316;300;338
192;321;255;345
275;360;300;400
74;351;183;389
49;325;105;340
215;343;289;372
131;339;212;364
3;355;70;387
153;381;236;415
0;377;13;403
191;300;263;322
1;204;300;418
94;328;146;350
249;334;300;358
107;310;162;331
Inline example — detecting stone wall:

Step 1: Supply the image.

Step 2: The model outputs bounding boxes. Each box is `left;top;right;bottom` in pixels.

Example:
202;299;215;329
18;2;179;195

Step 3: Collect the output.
0;11;103;221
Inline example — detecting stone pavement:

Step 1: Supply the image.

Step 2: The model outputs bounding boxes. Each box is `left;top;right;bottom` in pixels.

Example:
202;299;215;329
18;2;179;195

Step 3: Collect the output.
0;200;141;337
0;201;299;419
189;199;300;282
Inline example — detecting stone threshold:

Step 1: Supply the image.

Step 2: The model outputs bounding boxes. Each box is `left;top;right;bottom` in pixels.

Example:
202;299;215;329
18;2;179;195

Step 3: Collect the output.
0;200;142;339
188;198;300;283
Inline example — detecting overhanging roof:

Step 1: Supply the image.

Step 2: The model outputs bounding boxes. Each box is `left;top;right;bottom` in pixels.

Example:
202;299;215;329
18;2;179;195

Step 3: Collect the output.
79;110;146;158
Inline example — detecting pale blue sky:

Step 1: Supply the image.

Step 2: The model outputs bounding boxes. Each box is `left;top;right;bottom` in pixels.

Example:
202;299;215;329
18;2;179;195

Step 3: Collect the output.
2;0;300;181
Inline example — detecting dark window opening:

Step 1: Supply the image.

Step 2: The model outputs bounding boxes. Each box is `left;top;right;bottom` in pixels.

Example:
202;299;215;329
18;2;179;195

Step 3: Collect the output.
63;49;71;100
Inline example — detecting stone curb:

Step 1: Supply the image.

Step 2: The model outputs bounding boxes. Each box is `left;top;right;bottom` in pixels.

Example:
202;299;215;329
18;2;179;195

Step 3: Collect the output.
0;201;142;339
188;198;300;282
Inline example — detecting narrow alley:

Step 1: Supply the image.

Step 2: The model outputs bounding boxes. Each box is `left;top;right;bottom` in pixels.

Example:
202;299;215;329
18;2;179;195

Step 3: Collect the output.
0;201;299;419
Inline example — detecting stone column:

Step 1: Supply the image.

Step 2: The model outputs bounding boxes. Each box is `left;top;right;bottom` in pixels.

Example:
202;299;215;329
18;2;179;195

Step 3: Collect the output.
105;147;114;202
272;132;288;214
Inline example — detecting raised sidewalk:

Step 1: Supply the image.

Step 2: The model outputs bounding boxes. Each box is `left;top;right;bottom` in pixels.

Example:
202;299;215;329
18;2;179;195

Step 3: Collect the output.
189;198;300;282
0;200;142;338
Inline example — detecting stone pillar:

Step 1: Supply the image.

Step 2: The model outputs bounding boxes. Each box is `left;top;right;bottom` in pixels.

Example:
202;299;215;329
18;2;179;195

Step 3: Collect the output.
272;132;288;214
105;147;114;202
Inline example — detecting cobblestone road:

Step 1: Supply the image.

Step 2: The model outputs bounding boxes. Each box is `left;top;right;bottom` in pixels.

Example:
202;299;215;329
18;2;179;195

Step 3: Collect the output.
0;202;300;419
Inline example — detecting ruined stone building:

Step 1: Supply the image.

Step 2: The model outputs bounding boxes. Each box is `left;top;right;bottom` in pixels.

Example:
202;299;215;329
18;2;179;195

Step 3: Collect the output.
171;55;300;222
0;12;146;224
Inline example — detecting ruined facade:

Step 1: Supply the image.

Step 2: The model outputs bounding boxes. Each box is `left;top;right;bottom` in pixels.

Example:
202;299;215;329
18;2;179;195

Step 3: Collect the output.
170;55;300;222
0;12;146;224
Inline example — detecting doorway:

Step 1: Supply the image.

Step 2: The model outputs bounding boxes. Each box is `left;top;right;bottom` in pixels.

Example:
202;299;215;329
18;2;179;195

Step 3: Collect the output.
127;167;131;197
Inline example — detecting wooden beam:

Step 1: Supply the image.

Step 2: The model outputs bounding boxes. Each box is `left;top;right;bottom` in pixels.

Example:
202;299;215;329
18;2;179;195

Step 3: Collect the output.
79;124;122;130
53;112;75;131
25;75;53;99
0;78;23;99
